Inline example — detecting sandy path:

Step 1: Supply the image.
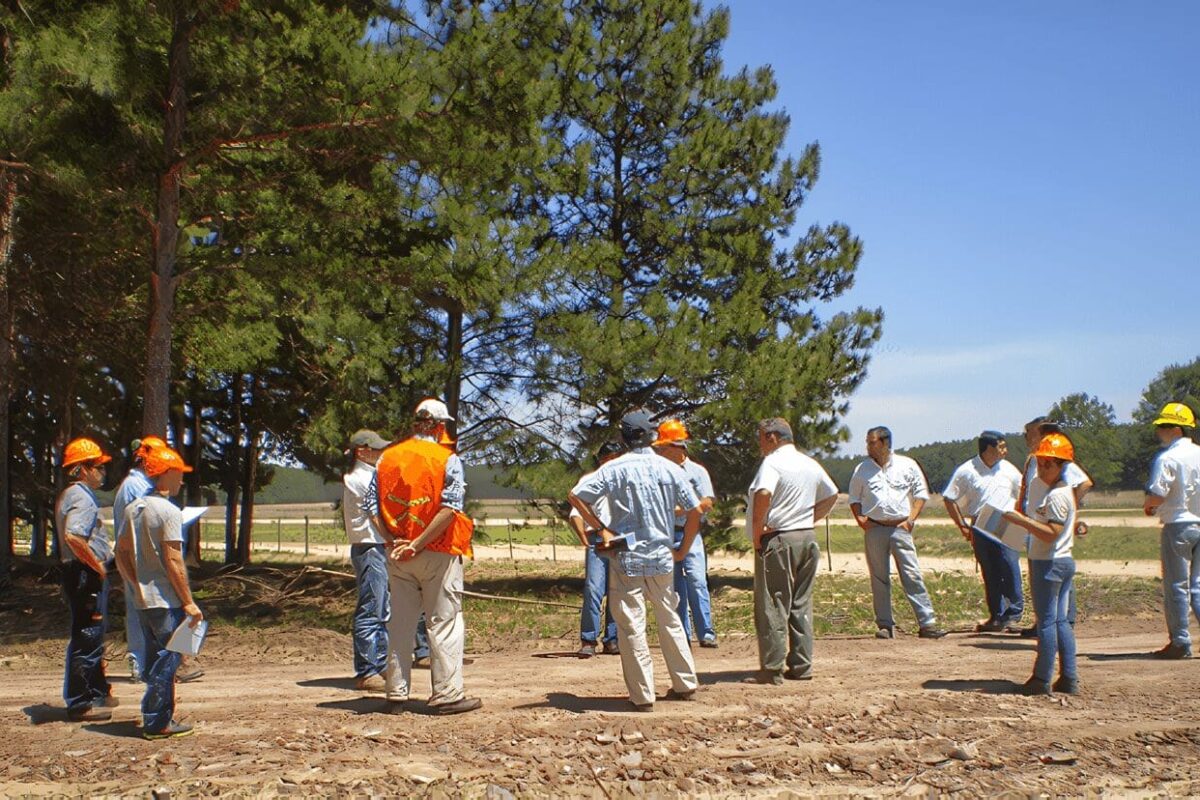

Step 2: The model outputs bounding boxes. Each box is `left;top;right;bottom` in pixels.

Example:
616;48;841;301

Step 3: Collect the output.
3;622;1198;796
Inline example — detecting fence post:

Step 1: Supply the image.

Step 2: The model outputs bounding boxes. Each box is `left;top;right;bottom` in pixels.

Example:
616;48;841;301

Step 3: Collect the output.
508;525;514;562
304;515;310;557
277;518;282;552
825;517;832;572
551;529;556;563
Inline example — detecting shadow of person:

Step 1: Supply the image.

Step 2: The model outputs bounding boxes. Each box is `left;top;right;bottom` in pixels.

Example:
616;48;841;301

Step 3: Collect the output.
922;678;1022;695
531;651;593;659
316;697;384;715
513;693;635;714
698;670;760;686
297;677;359;690
81;720;143;738
1086;651;1160;662
23;704;68;725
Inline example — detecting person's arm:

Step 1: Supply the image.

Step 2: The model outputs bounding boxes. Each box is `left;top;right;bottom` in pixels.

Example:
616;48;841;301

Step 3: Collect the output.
1074;479;1094;507
567;493;612;547
65;533;106;577
161;541;202;626
849;502;869;531
1016;457;1031;513
943;497;971;541
567;510;590;547
902;462;930;532
1002;510;1064;544
1144;456;1170;516
674;507;702;561
113;532;143;605
813;494;838;524
901;498;925;532
751;489;772;551
392;507;456;560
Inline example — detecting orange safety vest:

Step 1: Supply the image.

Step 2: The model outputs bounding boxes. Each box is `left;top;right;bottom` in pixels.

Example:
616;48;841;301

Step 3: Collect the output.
376;437;473;558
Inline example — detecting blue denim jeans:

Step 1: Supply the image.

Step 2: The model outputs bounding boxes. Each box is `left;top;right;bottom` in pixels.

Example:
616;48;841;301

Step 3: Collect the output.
61;562;111;711
350;543;391;677
138;606;186;733
581;538;617;644
673;529;715;643
1160;522;1200;648
124;584;146;678
1029;558;1077;682
971;529;1023;623
864;525;937;628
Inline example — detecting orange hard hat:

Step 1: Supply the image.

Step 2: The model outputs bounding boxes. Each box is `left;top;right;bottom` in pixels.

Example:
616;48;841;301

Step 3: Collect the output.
143;446;194;477
135;436;169;457
1033;433;1075;462
653;419;689;447
62;438;112;469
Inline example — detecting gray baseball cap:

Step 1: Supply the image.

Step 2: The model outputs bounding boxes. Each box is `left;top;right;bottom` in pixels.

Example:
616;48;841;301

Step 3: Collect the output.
347;429;389;452
758;417;793;438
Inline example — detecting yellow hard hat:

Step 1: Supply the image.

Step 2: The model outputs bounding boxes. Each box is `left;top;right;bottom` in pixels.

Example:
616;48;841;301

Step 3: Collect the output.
1154;402;1197;429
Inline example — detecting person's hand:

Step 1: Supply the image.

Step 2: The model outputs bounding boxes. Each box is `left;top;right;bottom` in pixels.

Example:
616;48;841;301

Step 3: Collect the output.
1075;520;1089;537
391;543;417;562
597;528;615;548
183;602;203;628
898;519;914;533
673;547;687;562
958;524;972;542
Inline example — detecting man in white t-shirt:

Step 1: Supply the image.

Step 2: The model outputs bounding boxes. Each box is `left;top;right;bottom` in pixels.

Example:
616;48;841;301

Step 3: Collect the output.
848;426;947;639
1143;403;1200;660
744;418;838;684
943;431;1024;632
114;445;202;740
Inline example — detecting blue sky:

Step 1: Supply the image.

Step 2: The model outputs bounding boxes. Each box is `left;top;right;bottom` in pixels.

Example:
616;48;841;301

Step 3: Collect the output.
713;1;1199;453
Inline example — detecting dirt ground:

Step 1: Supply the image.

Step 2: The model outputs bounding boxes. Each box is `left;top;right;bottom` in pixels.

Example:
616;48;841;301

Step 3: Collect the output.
3;614;1200;797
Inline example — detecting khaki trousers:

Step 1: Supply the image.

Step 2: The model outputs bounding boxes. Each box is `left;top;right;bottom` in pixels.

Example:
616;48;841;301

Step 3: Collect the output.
753;529;819;676
609;569;698;706
385;550;465;706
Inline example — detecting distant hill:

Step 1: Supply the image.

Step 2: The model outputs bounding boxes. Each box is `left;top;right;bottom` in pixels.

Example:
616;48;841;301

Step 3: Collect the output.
243;464;534;505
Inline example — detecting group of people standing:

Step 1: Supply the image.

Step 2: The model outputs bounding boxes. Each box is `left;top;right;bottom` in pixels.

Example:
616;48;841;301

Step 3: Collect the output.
54;436;202;738
53;397;1200;730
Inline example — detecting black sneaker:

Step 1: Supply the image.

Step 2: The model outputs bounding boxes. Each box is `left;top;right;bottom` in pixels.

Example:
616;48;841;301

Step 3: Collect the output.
1154;642;1192;660
1021;677;1052;696
665;688;696;701
577;643;597;658
975;619;1005;633
601;640;620;655
1019;626;1037;639
143;720;194;740
66;705;112;722
699;638;718;649
783;669;813;681
1052;676;1080;695
918;626;948;639
875;627;894;639
741;670;783;685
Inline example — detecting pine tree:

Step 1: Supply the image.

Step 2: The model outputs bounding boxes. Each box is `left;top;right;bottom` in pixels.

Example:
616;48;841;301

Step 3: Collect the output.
510;0;882;496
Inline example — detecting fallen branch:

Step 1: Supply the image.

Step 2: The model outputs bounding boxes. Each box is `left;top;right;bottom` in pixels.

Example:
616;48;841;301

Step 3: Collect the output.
459;589;582;611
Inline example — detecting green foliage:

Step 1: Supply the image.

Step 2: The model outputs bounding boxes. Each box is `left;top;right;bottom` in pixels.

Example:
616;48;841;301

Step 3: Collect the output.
1049;392;1121;489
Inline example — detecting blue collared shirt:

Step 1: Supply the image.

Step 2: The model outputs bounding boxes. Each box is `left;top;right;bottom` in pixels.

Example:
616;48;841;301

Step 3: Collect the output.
675;457;714;527
113;467;154;540
55;483;111;564
572;447;701;577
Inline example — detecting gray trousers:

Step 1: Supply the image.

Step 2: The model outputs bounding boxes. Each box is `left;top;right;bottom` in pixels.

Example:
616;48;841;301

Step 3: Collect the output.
864;524;937;629
753;529;819;676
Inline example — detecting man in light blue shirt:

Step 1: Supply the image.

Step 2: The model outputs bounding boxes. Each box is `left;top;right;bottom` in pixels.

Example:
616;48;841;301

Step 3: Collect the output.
112;438;158;682
569;409;702;711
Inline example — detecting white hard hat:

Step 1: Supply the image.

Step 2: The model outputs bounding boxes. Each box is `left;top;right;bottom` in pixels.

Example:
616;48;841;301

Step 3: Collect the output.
415;398;454;421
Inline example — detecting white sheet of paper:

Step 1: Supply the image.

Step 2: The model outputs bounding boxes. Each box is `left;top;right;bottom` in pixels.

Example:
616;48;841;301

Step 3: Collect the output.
972;504;1027;552
166;618;208;656
181;506;209;530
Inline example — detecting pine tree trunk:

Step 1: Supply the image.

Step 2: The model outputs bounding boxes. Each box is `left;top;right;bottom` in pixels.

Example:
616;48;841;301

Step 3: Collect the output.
0;169;16;586
223;373;243;564
444;305;463;439
235;376;256;565
142;4;194;436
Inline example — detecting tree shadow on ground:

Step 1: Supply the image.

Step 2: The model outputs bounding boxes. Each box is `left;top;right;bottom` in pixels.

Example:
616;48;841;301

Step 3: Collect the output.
922;678;1022;695
967;640;1037;652
297;677;358;690
513;693;637;714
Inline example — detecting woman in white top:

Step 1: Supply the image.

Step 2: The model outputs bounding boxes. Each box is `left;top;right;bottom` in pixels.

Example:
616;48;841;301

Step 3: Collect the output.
1003;433;1079;696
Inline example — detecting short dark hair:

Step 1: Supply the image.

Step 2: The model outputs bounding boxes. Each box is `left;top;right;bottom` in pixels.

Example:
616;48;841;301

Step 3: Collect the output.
1038;421;1063;436
978;430;1005;455
867;426;892;448
757;417;794;442
1025;415;1048;429
595;440;624;466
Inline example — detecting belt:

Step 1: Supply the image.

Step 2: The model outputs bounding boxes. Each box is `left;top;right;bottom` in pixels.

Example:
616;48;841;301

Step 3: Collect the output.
867;518;907;527
759;527;813;547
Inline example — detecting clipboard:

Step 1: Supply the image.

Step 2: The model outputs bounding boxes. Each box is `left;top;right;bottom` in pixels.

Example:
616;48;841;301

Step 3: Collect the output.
972;504;1027;552
181;506;209;530
166;618;209;656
